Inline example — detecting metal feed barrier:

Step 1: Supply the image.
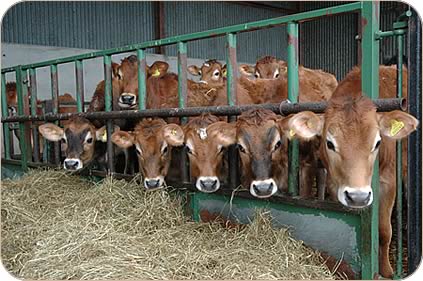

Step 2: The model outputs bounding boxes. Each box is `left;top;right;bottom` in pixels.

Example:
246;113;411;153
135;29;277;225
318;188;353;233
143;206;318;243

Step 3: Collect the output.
1;2;421;278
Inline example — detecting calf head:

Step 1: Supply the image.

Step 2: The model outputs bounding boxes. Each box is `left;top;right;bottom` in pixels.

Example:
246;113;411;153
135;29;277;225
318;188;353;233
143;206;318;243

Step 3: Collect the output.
188;59;226;86
183;114;230;193
239;56;286;79
287;95;418;208
117;55;169;108
38;117;108;170
112;118;184;190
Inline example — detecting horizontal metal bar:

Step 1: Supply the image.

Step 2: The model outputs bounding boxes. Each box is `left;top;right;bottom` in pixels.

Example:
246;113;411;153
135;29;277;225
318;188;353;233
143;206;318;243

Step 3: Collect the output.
1;2;362;73
1;98;406;123
376;29;406;39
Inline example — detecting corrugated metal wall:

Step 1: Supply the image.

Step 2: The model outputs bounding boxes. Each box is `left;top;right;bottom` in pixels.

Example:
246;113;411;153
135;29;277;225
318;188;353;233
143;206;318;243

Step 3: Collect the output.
163;1;289;63
299;1;409;80
2;1;294;64
2;1;155;50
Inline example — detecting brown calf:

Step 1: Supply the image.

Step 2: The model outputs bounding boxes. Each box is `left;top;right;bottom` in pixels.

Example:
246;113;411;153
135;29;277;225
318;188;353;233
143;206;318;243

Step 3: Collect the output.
111;118;184;190
239;56;338;101
182;114;228;192
38;116;111;171
286;66;417;278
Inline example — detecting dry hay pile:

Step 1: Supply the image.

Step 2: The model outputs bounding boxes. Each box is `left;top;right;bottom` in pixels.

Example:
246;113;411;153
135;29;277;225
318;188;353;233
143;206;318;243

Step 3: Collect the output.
1;170;334;280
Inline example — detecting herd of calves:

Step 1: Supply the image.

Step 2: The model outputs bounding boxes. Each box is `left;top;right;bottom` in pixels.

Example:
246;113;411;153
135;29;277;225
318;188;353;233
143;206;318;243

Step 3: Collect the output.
6;55;419;278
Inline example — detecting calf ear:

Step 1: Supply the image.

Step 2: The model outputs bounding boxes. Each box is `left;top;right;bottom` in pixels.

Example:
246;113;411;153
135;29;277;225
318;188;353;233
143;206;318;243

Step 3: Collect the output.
38;123;64;141
188;65;201;76
112;62;122;80
163;124;184;146
111;131;134;148
207;122;236;147
96;125;120;143
283;111;323;140
149;61;169;77
239;64;255;77
378;110;419;139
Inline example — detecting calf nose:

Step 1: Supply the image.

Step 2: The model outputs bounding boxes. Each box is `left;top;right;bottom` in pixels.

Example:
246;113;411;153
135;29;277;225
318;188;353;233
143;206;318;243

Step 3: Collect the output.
120;94;135;105
340;186;373;208
196;176;220;193
144;178;162;190
250;179;277;198
64;159;81;170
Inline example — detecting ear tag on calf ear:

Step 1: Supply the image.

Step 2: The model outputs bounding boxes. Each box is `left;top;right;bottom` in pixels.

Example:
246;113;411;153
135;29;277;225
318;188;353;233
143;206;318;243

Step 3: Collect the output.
152;69;161;77
197;128;207;140
390;119;404;136
306;119;316;130
222;69;227;77
171;128;177;136
101;130;108;142
289;129;296;138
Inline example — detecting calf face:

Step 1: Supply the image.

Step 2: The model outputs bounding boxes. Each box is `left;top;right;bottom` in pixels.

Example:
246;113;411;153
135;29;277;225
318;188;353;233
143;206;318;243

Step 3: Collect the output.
112;118;184;190
239;56;284;79
288;96;418;208
188;59;226;86
212;109;288;198
117;55;170;108
183;114;231;193
38;117;108;170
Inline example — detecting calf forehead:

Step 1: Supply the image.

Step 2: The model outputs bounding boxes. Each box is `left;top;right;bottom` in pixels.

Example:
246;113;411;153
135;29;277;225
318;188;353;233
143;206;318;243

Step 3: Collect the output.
65;117;94;134
238;120;278;150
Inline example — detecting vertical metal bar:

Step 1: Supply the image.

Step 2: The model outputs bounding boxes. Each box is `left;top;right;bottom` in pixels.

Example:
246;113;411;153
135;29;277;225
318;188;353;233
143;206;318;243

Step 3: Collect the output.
75;60;85;112
226;33;240;188
15;67;28;171
395;33;404;278
287;22;300;197
177;41;190;183
360;2;380;279
104;55;115;174
50;64;61;165
137;49;147;110
29;68;40;162
153;1;165;55
407;11;422;275
1;73;11;159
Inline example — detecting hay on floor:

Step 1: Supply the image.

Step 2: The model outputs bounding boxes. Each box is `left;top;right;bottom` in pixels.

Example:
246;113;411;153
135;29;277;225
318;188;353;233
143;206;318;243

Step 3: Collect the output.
1;169;335;280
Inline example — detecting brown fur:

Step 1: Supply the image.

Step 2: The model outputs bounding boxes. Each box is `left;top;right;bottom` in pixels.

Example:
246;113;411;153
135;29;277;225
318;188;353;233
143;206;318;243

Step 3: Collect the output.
320;65;409;278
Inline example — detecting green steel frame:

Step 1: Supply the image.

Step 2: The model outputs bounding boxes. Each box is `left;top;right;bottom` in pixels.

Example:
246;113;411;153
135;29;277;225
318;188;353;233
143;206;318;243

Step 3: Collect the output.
0;2;411;278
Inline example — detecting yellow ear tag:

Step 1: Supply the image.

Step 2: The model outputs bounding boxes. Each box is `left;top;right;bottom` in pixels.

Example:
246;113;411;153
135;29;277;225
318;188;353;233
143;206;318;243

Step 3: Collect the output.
171;128;177;136
390;120;405;136
152;69;161;77
101;130;107;142
222;69;227;77
289;129;296;138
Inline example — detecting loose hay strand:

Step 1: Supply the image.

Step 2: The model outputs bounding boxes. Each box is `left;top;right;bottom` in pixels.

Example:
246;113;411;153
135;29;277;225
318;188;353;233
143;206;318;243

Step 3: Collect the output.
2;169;335;280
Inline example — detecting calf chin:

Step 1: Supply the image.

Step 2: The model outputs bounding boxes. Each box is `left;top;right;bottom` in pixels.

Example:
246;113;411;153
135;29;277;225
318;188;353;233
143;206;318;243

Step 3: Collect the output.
250;179;277;198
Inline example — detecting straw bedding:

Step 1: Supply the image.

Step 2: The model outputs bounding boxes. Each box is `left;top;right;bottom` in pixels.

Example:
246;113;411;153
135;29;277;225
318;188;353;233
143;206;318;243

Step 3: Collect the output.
1;170;335;280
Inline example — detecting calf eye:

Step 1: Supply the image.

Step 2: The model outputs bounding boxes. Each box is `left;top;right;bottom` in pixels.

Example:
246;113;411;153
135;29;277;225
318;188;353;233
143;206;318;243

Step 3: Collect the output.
186;146;192;154
374;140;381;150
326;140;335;151
162;146;168;155
254;73;260;78
238;144;246;153
213;70;220;77
274;140;282;151
86;137;93;144
61;137;67;144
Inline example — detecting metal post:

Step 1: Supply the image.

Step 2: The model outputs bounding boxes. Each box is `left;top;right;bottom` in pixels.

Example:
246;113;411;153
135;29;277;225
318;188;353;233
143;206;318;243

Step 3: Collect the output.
75;60;85;112
29;68;40;162
287;22;300;197
50;64;61;165
1;74;11;159
395;33;404;278
104;55;115;174
15;67;29;171
360;2;380;279
177;41;190;183
137;49;147;110
407;10;422;275
226;33;240;188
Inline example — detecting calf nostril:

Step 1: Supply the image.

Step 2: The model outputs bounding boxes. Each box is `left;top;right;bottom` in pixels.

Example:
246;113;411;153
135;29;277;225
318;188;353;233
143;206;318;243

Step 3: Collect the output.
344;190;353;202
